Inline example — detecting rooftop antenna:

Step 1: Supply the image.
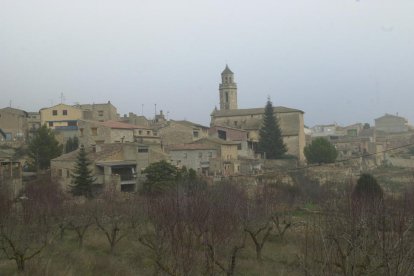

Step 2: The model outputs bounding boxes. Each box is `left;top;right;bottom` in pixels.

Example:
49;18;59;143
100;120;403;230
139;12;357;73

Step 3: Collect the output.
60;93;65;104
154;104;157;117
9;100;11;107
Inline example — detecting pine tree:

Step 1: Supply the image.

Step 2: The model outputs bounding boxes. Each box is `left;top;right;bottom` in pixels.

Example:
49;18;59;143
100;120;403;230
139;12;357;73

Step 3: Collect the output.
257;99;287;159
28;125;63;171
70;145;95;198
65;136;79;153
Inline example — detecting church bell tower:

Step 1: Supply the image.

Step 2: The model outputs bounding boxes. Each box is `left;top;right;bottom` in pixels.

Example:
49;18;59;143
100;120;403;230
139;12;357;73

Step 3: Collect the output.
219;65;238;110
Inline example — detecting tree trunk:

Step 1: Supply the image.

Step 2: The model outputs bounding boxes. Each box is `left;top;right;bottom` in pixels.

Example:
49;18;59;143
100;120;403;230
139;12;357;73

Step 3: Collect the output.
255;244;263;263
16;255;25;272
78;233;84;249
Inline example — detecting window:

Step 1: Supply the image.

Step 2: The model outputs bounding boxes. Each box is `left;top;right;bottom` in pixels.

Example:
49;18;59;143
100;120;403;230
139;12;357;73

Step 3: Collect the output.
208;152;212;158
62;110;68;116
225;92;229;102
147;131;150;135
138;147;149;153
193;131;199;138
52;110;57;116
58;169;63;177
91;127;98;136
237;144;242;150
98;110;104;116
139;130;142;135
48;122;54;127
184;153;187;159
66;170;70;178
198;152;202;158
234;121;238;126
218;130;226;140
79;128;84;136
68;121;77;126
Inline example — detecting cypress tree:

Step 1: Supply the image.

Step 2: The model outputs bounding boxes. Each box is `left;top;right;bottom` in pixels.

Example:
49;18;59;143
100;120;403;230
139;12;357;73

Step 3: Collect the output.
257;99;287;159
70;145;95;198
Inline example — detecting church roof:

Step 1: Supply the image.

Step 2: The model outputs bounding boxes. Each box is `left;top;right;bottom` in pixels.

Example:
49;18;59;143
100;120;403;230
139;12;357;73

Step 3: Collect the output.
211;106;304;117
221;65;233;75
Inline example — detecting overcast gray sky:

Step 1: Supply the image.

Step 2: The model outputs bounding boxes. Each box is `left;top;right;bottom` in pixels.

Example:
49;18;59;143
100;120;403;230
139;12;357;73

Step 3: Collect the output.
1;0;413;127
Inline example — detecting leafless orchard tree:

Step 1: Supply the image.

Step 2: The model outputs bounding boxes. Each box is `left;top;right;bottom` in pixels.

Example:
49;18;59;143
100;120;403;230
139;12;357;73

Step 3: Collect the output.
202;182;248;276
66;199;94;249
0;176;62;272
299;188;414;276
94;190;137;254
137;189;202;276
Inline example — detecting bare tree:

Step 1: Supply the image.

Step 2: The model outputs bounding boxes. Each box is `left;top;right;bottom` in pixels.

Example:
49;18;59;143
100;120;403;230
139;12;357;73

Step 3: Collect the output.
203;182;248;276
66;199;94;249
94;190;136;254
0;176;61;272
299;188;414;276
137;190;202;276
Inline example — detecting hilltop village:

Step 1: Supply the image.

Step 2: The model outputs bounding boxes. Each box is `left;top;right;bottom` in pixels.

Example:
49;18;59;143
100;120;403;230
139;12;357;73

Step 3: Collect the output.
1;65;414;194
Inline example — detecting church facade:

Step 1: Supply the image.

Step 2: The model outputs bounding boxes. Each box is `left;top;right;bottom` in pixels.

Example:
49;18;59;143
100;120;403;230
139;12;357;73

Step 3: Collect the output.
210;65;306;161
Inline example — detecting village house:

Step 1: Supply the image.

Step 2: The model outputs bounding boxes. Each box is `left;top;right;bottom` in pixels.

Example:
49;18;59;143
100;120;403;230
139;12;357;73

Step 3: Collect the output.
0;107;28;142
51;143;152;192
78;120;161;147
192;137;241;176
208;125;255;158
210;65;306;161
27;111;41;139
40;103;82;130
157;120;209;148
39;103;83;144
168;144;218;175
375;113;409;133
75;101;119;122
120;112;151;127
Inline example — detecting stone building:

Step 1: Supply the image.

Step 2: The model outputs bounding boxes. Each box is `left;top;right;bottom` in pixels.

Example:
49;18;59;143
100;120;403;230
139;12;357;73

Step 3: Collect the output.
75;101;119;122
375;114;408;133
120;112;150;127
40;103;82;130
168;144;218;175
51;143;151;192
208;125;255;158
157;120;209;149
210;65;306;161
192;137;241;175
27;111;41;139
78;120;161;147
0;107;28;142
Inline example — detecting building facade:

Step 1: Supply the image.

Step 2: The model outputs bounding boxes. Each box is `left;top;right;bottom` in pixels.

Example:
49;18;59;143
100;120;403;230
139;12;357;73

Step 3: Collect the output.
78;120;160;147
40;103;82;130
375;114;408;133
51;143;150;192
169;144;218;175
75;101;118;122
0;107;28;142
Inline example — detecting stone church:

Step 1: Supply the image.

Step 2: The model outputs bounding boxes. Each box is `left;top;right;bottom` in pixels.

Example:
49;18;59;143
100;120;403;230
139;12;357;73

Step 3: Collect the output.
210;65;306;161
